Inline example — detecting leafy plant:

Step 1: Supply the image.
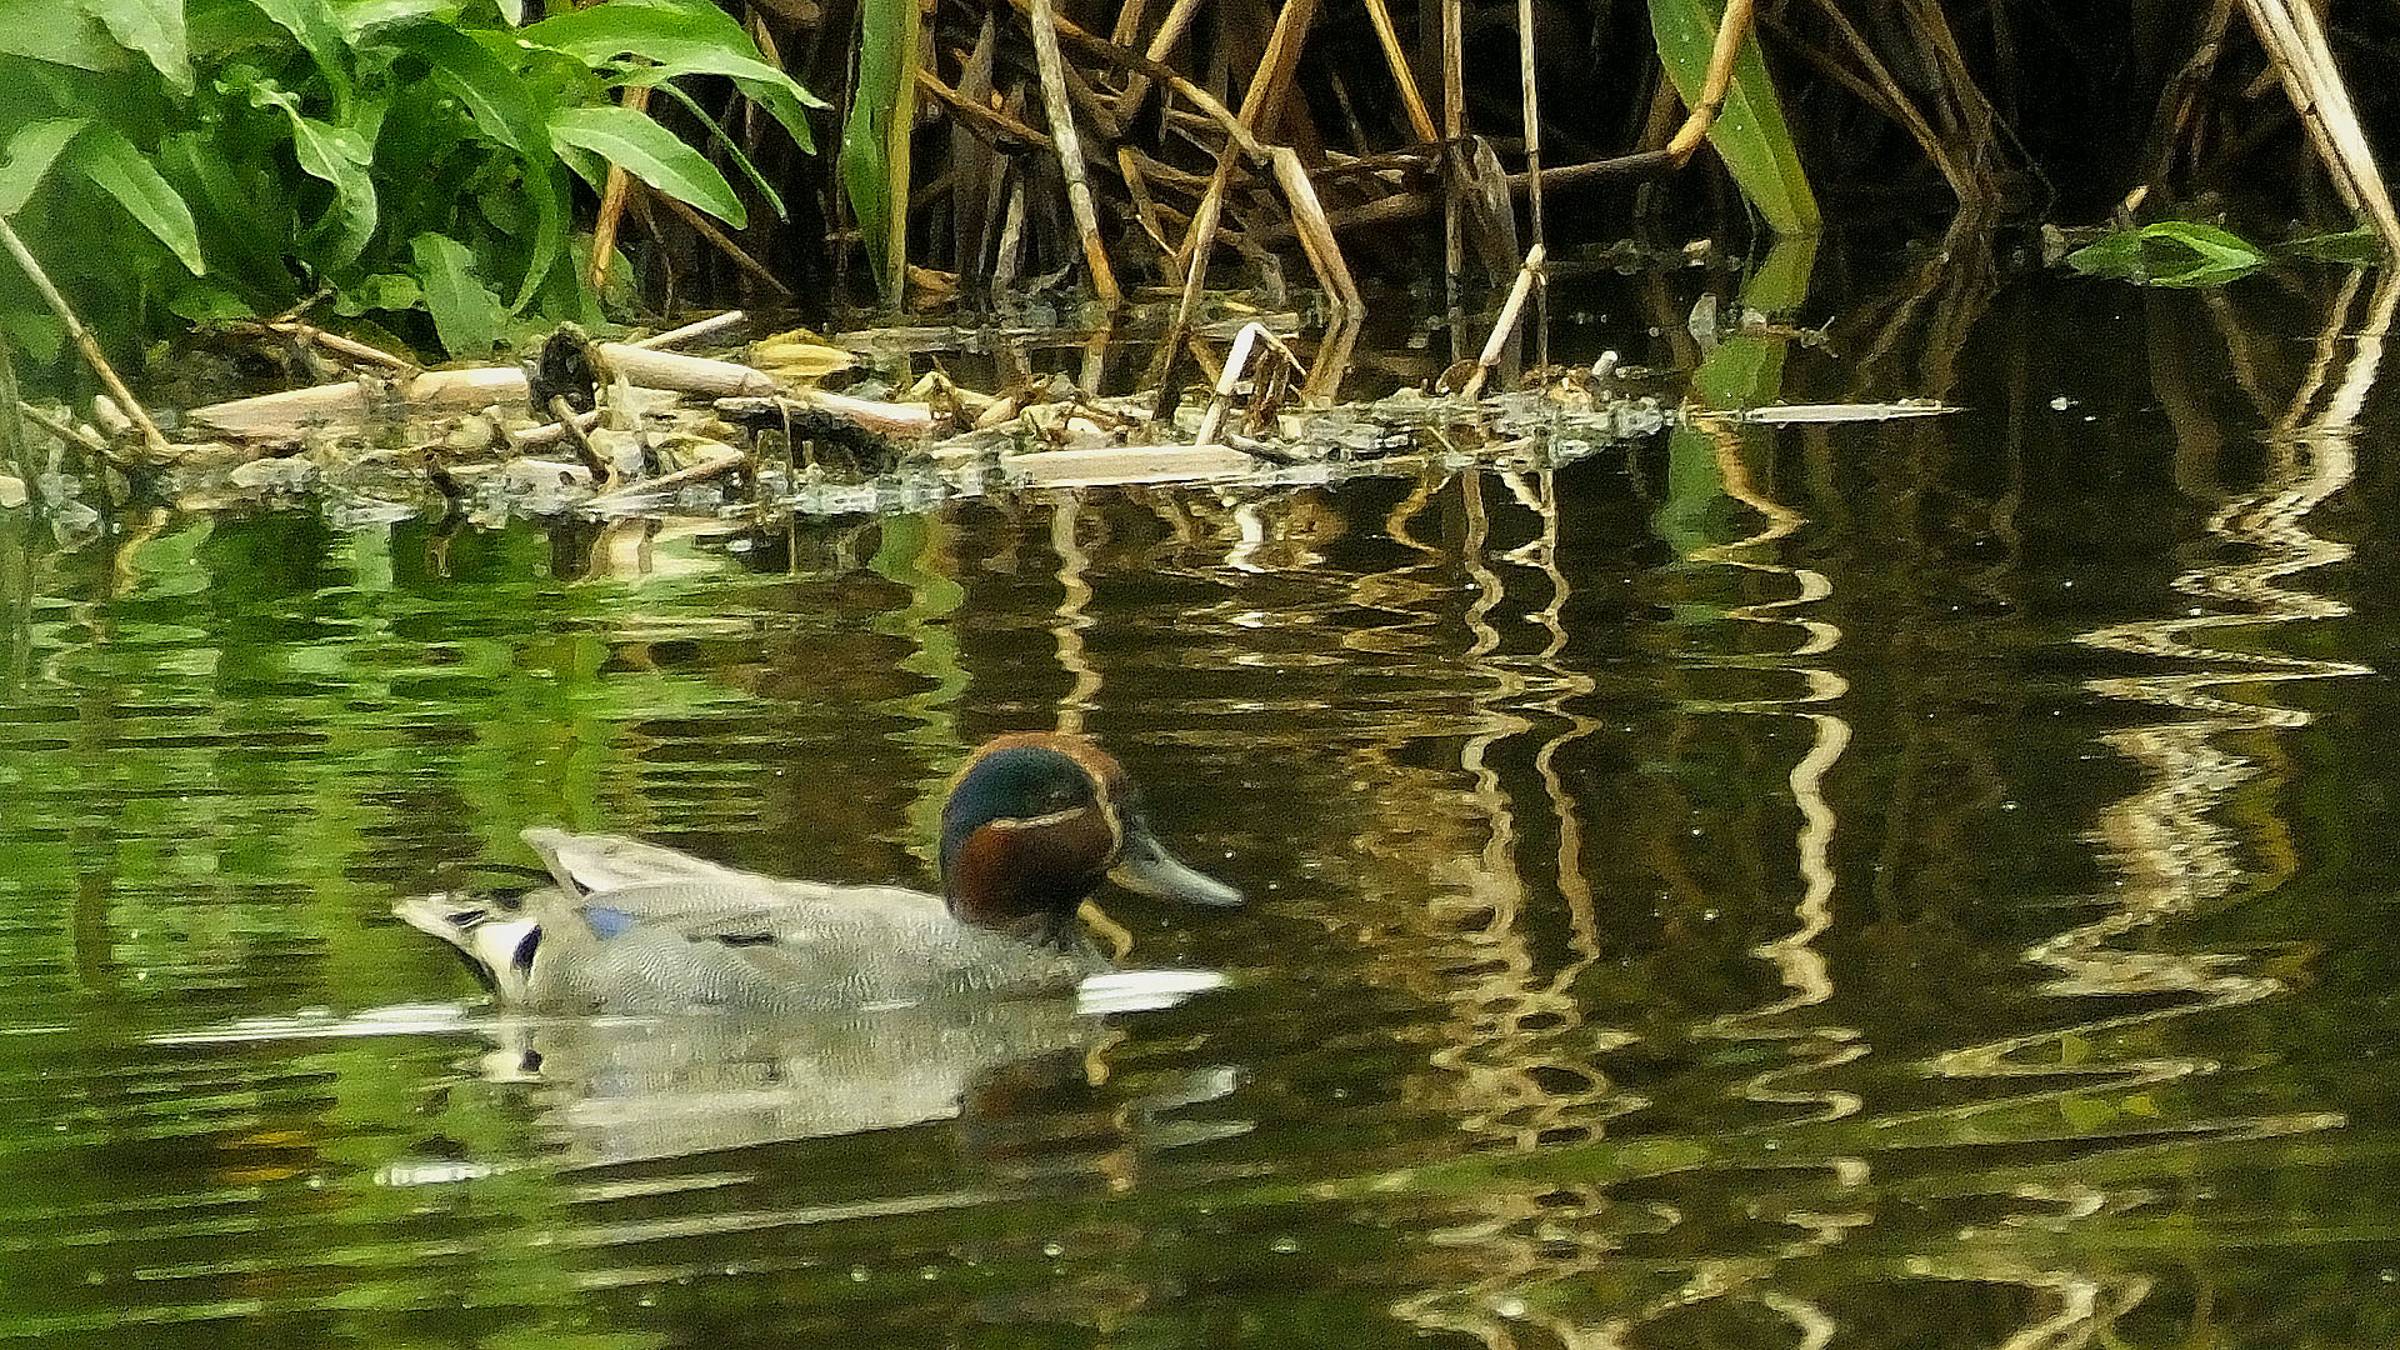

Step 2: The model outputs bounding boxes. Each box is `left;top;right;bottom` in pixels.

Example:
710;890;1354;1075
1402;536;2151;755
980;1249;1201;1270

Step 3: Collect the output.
0;0;822;367
2064;220;2269;288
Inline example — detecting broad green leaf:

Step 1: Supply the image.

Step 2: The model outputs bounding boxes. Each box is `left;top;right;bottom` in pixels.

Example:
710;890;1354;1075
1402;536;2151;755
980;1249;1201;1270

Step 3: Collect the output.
388;20;541;152
840;0;917;299
0;118;92;217
1650;0;1818;235
84;0;192;92
410;232;503;355
0;0;127;71
243;0;352;103
71;126;207;274
2065;220;2268;288
334;0;456;39
547;103;743;226
250;83;378;266
520;0;823;149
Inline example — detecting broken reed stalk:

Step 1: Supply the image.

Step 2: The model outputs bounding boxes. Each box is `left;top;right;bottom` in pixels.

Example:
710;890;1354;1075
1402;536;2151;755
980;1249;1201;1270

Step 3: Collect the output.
1362;0;1439;144
589;84;654;291
1664;0;1757;162
0;216;172;463
1163;0;1328;336
1442;0;1466;317
1192;321;1300;445
1114;0;1211;122
1029;0;1124;309
1461;243;1545;399
1517;0;1548;373
2236;0;2400;253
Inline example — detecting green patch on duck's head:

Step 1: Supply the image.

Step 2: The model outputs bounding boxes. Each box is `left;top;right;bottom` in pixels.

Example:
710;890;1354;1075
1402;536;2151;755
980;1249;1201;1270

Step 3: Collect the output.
939;734;1241;936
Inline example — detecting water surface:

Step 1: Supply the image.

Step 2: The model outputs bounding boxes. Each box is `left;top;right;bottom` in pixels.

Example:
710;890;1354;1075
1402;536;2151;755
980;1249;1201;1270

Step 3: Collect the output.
5;263;2400;1347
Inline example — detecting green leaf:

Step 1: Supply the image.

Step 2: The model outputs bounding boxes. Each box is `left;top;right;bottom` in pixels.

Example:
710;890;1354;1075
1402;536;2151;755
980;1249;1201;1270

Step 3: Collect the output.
242;0;352;103
520;0;822;150
547;103;743;226
1649;0;1818;235
387;19;542;153
84;0;192;92
334;0;456;39
0;0;129;71
840;0;917;298
410;232;503;355
2065;221;2269;289
71;126;207;274
250;82;378;266
0;118;92;217
2287;226;2381;264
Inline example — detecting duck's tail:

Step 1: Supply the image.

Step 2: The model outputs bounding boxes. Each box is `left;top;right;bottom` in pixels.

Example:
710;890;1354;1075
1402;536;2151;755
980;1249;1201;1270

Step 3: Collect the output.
393;893;543;1006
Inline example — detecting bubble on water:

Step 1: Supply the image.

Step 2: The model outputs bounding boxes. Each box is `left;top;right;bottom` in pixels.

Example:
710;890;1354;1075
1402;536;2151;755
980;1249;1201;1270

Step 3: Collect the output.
1271;1237;1299;1254
1041;1242;1064;1258
850;1265;870;1283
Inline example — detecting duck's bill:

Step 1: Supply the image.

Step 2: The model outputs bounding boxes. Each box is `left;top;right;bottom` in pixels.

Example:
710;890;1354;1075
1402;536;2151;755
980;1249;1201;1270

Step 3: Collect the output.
1111;820;1243;907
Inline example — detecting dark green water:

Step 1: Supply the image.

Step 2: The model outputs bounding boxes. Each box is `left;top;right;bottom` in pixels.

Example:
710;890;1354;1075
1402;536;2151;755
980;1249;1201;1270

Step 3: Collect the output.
6;266;2400;1347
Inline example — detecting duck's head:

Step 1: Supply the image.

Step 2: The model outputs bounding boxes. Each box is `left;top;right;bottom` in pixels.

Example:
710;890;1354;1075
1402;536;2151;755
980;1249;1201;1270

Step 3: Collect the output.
938;733;1241;944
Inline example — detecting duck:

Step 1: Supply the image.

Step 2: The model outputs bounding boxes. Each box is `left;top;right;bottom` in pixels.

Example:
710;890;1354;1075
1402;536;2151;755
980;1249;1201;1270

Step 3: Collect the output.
392;733;1242;1014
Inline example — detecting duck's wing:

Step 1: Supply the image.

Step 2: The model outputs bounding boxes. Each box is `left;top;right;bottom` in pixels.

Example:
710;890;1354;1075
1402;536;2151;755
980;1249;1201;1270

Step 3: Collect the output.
523;827;783;897
530;881;1080;1011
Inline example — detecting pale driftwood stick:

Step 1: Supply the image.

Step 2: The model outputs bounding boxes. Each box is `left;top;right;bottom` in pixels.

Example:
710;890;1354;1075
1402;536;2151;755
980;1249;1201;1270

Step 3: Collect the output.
633;311;748;351
1003;444;1255;487
0;216;172;462
1461;243;1545;399
1113;0;1209;122
598;344;780;396
1517;0;1548;373
918;70;1053;149
716;391;938;439
193;347;775;439
1442;0;1465;315
584;445;748;511
1027;0;1122;308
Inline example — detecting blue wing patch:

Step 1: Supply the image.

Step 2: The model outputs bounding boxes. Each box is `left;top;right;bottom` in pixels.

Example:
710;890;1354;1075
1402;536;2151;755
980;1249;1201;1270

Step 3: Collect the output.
580;905;640;939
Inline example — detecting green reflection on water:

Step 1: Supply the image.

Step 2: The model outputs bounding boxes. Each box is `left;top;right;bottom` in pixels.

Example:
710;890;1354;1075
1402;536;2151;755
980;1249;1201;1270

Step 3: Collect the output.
3;268;2400;1347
